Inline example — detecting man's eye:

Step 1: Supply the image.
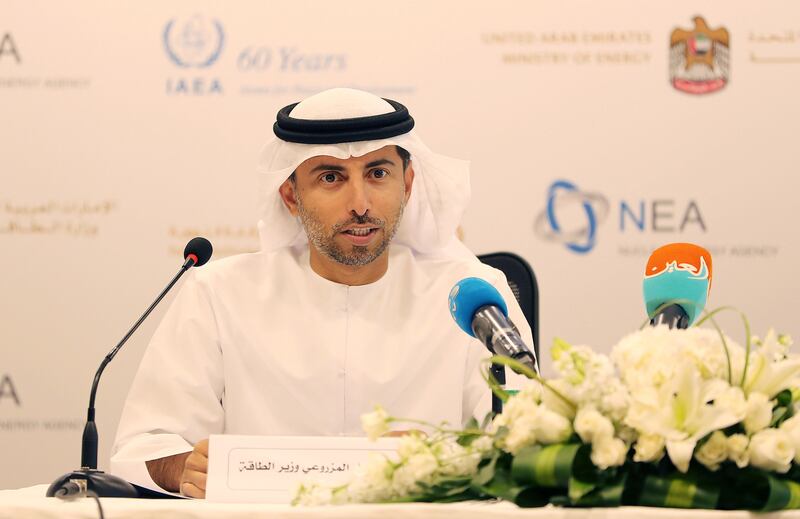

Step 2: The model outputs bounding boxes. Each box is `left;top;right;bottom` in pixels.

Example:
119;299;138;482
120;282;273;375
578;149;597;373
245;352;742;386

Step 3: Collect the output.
321;173;339;184
371;169;388;179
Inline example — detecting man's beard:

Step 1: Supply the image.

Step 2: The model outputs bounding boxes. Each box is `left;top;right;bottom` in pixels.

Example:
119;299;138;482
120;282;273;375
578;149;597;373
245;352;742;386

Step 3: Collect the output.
296;197;406;267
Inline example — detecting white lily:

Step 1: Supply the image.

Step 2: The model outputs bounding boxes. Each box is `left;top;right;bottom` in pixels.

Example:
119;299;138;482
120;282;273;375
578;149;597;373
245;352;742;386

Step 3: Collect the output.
625;363;744;472
738;350;800;399
753;329;792;362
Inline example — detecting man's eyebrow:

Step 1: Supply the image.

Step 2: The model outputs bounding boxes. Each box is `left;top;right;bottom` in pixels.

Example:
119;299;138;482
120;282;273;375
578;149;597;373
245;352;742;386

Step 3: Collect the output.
365;158;396;168
309;164;345;174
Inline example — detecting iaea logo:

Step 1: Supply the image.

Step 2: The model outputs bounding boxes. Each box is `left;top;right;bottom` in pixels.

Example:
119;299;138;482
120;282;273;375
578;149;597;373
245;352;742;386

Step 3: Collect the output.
163;15;224;68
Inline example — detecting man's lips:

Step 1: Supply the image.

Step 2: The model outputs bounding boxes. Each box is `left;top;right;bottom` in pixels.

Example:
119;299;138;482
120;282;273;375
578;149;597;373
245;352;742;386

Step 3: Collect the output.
341;226;379;236
339;226;380;245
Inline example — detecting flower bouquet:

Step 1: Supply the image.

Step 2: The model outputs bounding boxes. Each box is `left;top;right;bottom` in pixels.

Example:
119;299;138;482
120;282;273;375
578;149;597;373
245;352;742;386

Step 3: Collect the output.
296;313;800;511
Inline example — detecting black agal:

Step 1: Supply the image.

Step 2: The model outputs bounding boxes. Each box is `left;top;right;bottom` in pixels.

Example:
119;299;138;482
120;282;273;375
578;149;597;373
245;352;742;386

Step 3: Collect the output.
273;99;415;144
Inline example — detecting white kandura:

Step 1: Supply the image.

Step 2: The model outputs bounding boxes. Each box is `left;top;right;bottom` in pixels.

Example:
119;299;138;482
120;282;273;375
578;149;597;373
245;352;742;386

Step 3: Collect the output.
110;88;531;494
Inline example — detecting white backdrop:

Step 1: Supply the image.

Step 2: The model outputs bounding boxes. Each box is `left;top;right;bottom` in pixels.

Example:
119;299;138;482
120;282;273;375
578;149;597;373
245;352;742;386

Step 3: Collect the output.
1;0;798;489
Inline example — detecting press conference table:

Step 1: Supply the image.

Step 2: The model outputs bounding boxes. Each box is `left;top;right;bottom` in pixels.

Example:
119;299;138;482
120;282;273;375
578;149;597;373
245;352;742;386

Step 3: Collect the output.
3;486;800;519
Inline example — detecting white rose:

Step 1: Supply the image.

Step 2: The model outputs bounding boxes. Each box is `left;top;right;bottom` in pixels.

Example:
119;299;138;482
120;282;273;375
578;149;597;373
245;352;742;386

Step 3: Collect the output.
504;414;538;455
633;433;665;463
441;452;480;477
694;431;728;471
715;386;747;420
433;438;480;477
391;452;438;496
748;429;795;473
683;328;738;380
541;379;577;419
780;414;800;463
361;406;390;441
726;434;750;468
616;425;638;444
744;392;774;435
533;407;573;444
502;393;542;426
517;383;543;403
346;453;394;503
590;436;628;470
600;387;630;423
397;434;428;460
487;412;507;433
612;327;683;390
574;406;614;444
471;435;494;454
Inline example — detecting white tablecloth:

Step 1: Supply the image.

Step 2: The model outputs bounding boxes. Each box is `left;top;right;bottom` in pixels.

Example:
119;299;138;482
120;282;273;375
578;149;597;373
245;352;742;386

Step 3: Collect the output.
2;485;800;519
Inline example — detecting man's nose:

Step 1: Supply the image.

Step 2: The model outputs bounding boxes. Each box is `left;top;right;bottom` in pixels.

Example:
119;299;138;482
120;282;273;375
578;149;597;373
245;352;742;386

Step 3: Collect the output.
346;176;370;216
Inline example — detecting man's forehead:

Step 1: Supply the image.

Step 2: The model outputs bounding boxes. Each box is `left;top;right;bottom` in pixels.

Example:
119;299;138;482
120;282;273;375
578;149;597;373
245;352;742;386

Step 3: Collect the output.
299;145;399;169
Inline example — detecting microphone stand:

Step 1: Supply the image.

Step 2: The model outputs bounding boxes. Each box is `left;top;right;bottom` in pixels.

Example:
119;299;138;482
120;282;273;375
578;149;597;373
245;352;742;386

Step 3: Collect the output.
47;257;197;498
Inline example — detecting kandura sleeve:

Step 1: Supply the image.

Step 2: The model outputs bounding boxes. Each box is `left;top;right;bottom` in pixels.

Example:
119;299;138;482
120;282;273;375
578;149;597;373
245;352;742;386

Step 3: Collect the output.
110;270;224;493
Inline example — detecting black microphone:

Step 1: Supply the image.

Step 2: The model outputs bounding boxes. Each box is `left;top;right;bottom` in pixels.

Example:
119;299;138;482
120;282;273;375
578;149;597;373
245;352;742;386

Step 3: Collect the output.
46;237;213;498
183;236;213;268
448;277;539;376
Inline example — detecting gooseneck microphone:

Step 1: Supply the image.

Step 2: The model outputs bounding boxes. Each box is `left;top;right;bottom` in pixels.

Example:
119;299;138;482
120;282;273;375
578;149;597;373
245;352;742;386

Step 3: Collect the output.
448;277;539;376
643;242;712;330
47;237;213;498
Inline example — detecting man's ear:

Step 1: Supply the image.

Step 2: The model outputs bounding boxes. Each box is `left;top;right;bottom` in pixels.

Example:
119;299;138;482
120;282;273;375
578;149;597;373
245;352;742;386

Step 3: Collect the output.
278;178;300;216
403;161;415;204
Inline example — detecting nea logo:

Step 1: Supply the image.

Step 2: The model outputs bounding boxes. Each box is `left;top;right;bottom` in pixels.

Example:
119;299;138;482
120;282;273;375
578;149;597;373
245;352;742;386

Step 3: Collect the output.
0;33;21;63
0;374;20;406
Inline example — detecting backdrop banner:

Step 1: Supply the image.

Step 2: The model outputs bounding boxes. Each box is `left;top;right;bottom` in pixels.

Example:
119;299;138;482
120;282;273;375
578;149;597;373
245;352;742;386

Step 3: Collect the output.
1;0;796;489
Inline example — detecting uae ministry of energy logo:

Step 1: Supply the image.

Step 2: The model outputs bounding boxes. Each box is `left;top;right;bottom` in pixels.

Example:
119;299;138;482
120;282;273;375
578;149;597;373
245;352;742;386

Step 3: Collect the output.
669;16;730;94
534;180;609;254
163;15;225;68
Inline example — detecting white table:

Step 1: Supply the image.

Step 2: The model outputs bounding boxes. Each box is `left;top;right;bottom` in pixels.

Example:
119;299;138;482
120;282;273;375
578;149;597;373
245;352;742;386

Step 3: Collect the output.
2;485;799;519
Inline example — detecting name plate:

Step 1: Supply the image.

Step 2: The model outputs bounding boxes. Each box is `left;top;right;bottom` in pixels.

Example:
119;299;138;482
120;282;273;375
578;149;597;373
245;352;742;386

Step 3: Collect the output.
206;434;399;503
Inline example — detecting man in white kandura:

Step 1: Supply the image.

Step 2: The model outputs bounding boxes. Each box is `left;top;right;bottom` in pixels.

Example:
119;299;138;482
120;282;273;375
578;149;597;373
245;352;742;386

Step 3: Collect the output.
110;88;532;498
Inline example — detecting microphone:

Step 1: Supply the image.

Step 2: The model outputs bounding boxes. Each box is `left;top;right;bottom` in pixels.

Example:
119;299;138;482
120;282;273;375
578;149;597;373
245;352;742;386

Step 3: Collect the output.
448;277;539;376
47;237;213;498
643;242;712;329
183;236;213;268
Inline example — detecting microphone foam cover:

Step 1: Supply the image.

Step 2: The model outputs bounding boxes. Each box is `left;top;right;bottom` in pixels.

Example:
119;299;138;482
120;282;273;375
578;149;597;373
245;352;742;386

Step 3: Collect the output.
643;242;712;325
184;237;213;267
448;277;508;338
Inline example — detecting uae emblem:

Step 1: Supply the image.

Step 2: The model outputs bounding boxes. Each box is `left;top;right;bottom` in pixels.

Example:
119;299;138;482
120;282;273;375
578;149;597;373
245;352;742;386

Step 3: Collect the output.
669;16;729;94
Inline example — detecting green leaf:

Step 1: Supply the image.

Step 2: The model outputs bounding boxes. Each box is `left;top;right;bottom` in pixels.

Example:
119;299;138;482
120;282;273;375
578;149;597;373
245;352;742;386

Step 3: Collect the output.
771;406;792;428
480;411;494;430
456;432;482;447
637;472;719;509
572;472;627;507
762;475;800;511
568;477;596;502
475;473;523;503
472;452;500;486
777;389;793;407
471;454;527;503
514;487;553;508
464;417;479;431
512;443;582;488
724;470;800;511
493;425;509;443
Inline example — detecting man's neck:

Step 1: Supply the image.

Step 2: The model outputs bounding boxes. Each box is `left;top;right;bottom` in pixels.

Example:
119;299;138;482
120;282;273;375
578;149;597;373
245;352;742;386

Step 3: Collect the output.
308;246;390;286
